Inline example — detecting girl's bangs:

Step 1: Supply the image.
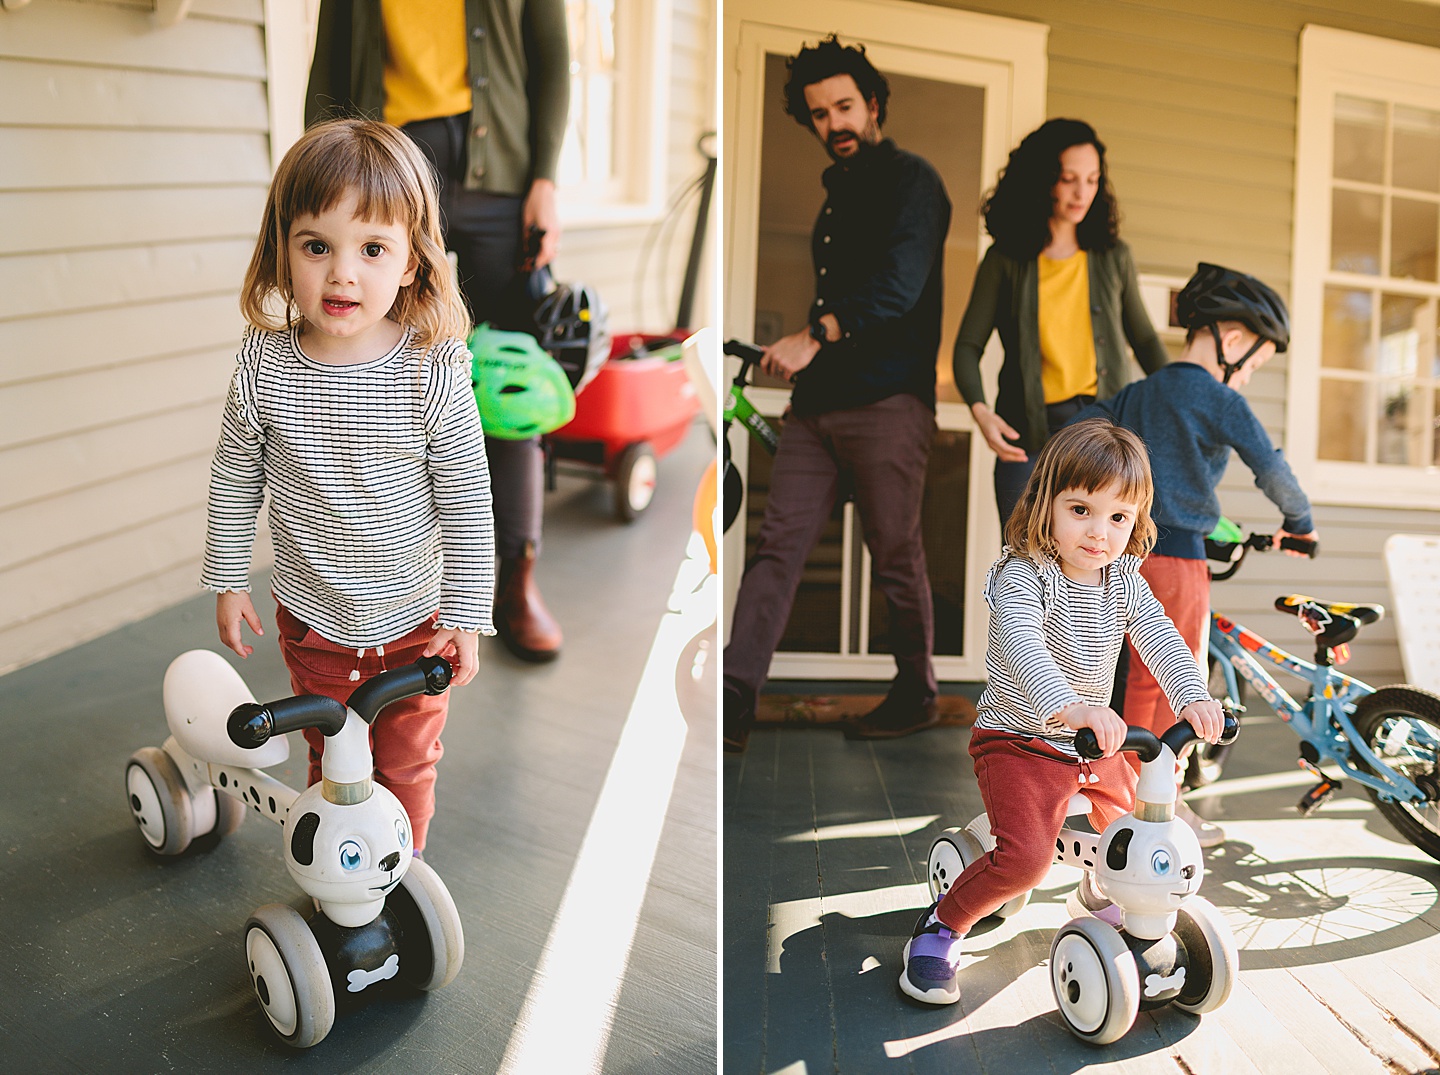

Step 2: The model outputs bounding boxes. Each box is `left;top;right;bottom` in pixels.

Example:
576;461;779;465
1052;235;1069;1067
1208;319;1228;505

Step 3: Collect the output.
1056;438;1151;507
280;133;414;228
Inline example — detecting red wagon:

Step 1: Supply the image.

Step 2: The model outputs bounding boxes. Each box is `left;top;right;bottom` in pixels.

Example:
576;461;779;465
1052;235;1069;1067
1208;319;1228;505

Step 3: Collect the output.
546;331;702;522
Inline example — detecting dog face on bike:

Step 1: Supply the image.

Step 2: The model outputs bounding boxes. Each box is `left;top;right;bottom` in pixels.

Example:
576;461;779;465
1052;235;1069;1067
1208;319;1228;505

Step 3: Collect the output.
1095;818;1204;917
283;782;412;927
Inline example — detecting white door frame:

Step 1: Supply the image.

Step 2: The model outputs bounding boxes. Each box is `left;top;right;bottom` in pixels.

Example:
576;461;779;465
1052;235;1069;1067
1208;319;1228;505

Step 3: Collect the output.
722;0;1048;682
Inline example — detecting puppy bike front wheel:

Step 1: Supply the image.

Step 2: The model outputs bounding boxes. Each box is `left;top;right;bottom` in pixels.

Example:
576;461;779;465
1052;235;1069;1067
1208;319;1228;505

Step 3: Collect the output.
1050;917;1140;1045
244;904;336;1048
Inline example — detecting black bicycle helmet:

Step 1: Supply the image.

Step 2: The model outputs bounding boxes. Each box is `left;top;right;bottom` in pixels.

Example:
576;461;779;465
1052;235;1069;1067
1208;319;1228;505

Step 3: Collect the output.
533;271;611;394
1176;263;1290;383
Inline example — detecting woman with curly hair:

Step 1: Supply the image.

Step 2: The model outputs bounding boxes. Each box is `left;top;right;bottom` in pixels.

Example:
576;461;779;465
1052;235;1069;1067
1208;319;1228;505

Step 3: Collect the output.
952;118;1168;524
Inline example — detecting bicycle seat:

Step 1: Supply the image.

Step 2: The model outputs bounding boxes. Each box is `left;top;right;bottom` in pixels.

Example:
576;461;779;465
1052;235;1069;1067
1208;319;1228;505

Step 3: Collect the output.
1274;594;1384;643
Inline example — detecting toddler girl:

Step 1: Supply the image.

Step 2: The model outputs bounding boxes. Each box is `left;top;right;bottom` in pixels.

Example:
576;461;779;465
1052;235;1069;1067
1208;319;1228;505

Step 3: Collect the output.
201;118;494;854
900;417;1223;1005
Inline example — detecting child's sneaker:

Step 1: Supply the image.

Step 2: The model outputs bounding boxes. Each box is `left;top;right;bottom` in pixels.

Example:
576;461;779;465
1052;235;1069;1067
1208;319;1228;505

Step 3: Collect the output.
1065;872;1122;928
899;901;965;1005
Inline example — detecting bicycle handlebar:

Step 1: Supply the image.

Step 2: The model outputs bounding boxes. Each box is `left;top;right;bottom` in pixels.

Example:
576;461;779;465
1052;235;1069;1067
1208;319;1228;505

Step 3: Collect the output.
1074;710;1240;763
225;657;453;749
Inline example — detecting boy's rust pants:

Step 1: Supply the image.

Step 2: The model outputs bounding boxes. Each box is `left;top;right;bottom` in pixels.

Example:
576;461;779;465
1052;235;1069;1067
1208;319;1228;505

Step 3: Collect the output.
275;603;451;850
934;726;1137;935
1123;554;1210;776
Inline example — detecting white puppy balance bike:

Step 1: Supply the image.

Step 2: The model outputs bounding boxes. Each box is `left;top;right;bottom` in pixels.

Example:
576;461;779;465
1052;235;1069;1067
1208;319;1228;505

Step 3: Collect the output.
124;650;464;1048
925;715;1241;1045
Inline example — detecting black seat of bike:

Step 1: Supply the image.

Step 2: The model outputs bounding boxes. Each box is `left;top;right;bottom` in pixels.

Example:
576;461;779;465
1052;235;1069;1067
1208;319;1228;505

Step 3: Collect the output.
1274;594;1384;644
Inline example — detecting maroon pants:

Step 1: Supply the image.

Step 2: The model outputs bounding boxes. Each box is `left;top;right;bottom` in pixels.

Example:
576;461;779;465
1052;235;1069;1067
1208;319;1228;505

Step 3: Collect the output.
935;726;1137;935
1123;554;1209;777
723;393;938;701
275;603;452;850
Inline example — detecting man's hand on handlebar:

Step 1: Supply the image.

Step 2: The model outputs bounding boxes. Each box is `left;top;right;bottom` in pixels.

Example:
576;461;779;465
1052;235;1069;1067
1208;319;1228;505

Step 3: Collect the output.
1275;528;1319;557
1179;698;1226;744
760;329;819;382
1059;702;1127;757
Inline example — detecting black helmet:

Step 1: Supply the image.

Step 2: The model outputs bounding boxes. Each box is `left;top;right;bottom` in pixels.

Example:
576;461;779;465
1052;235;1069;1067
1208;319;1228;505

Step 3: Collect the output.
532;268;610;394
1176;263;1290;353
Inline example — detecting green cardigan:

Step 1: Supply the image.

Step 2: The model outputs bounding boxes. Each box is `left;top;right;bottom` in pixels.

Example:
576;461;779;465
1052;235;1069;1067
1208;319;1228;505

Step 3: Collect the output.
951;239;1169;454
305;0;570;198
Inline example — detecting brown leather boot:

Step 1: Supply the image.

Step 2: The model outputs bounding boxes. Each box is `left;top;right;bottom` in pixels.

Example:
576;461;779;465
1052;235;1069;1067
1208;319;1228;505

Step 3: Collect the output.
495;544;562;662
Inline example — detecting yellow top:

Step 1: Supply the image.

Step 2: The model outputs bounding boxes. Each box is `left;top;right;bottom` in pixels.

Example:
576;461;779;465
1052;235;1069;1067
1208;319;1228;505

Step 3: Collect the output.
380;0;473;128
1038;250;1098;404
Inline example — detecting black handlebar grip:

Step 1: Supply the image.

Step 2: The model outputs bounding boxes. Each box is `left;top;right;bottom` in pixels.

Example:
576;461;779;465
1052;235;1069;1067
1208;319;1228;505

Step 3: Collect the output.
227;694;349;747
723;339;765;363
347;657;454;726
1160;710;1241;756
1278;536;1319;557
1074;726;1163;763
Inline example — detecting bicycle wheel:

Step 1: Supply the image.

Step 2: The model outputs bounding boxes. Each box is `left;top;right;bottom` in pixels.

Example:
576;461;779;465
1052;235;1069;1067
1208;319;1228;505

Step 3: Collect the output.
1184;655;1244;789
1350;686;1440;863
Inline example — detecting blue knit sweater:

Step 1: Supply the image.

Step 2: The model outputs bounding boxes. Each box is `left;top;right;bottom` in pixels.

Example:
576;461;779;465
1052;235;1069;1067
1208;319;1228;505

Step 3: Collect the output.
1075;362;1313;559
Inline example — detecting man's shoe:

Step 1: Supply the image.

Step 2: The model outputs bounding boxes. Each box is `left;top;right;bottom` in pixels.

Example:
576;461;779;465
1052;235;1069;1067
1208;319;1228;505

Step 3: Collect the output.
899;901;964;1005
844;693;941;740
723;683;755;754
1065;872;1123;928
495;544;562;662
1176;800;1226;848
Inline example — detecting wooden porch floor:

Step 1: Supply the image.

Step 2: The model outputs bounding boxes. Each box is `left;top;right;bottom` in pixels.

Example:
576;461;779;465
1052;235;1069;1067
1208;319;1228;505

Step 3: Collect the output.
724;703;1440;1075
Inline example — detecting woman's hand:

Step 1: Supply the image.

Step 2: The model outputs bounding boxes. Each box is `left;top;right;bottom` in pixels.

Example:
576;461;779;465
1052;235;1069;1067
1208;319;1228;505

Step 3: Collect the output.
971;403;1028;462
522;179;560;270
425;627;479;686
216;591;263;659
1059;702;1127;757
1178;699;1225;743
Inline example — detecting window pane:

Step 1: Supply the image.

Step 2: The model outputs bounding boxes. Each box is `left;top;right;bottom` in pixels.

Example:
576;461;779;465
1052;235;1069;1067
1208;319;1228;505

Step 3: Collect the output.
1391;198;1439;282
1318;378;1369;461
1334;95;1386;184
1377;380;1428;466
1380;293;1433;380
1394;105;1440;193
1331;189;1383;274
1433;389;1440;466
1322;287;1373;370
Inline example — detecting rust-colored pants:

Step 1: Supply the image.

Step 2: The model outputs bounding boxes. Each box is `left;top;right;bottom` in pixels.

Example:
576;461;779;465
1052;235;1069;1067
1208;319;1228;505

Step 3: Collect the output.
934;726;1137;935
275;603;452;850
1122;554;1209;776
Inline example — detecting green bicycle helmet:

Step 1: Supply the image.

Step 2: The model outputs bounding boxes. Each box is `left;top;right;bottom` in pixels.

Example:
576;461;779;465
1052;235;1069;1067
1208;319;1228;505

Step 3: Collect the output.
469;322;576;439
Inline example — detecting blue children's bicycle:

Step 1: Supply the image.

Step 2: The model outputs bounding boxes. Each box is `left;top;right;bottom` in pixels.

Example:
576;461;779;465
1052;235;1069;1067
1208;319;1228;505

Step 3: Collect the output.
1202;523;1440;861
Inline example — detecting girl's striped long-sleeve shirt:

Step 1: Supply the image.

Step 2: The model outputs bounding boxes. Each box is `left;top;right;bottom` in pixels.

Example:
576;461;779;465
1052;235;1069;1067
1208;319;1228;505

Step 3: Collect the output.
200;325;495;649
975;550;1209;756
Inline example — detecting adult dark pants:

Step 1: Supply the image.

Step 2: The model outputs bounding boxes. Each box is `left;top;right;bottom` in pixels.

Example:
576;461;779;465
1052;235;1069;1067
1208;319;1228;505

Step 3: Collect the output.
993;393;1097;528
402;113;542;560
723;393;938;705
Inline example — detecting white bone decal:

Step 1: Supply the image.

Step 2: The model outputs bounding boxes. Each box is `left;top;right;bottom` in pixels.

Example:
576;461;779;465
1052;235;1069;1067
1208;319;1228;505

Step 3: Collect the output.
347;953;400;992
1143;967;1186;997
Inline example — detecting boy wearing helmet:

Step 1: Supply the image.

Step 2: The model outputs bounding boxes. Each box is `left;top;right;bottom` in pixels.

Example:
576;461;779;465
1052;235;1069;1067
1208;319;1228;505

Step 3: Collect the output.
1074;263;1317;846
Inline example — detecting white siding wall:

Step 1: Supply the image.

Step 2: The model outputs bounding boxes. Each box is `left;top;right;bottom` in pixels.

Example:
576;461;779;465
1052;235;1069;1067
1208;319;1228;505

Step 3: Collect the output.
0;0;270;675
929;0;1440;685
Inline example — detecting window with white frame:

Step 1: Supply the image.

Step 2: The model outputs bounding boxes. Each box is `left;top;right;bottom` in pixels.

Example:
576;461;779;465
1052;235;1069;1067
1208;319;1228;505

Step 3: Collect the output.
1290;27;1440;506
558;0;669;218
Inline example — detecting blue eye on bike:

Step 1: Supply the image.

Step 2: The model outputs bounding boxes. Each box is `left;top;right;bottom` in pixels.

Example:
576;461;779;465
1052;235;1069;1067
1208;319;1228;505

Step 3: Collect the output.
1151;849;1172;875
339;840;364;871
395;818;410;848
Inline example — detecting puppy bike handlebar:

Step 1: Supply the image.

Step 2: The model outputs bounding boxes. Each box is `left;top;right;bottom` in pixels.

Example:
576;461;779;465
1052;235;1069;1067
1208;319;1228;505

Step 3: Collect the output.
1074;711;1240;763
226;657;453;748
